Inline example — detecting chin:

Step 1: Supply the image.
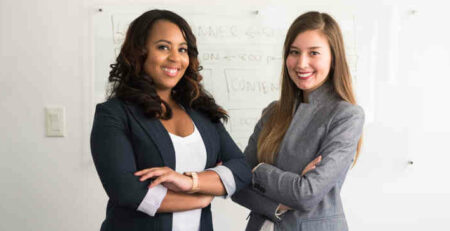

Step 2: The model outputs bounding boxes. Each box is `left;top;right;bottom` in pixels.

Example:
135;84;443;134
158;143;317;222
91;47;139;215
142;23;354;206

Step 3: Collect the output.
296;83;309;91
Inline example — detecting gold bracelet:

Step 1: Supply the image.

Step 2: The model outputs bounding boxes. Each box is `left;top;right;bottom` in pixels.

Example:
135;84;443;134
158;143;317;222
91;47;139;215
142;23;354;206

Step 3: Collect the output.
184;172;200;193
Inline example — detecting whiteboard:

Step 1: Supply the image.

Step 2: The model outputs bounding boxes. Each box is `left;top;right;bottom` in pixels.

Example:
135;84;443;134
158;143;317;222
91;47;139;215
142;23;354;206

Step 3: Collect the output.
93;6;374;150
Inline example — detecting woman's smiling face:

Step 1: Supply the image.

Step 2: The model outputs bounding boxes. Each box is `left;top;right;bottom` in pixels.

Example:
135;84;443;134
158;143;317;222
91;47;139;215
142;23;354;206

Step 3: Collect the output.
286;29;332;94
143;20;189;94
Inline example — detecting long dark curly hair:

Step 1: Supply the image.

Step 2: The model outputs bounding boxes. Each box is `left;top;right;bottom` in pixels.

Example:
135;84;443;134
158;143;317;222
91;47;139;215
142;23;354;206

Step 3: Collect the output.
108;9;228;122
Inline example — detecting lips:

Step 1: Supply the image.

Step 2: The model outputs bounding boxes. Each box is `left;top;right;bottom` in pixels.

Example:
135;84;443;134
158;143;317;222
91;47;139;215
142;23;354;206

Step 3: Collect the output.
162;67;180;77
297;72;314;79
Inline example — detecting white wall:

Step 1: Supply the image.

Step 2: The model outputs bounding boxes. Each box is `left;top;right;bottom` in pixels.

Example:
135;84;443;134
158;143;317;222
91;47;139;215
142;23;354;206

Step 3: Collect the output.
0;0;101;230
1;0;449;230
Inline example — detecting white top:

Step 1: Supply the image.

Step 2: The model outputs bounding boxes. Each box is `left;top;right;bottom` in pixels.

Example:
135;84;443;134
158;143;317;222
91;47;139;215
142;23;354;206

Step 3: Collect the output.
169;124;207;231
136;121;237;229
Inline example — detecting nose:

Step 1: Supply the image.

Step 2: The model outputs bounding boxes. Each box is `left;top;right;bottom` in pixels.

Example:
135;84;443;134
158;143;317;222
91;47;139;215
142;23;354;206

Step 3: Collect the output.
168;49;181;62
297;54;309;69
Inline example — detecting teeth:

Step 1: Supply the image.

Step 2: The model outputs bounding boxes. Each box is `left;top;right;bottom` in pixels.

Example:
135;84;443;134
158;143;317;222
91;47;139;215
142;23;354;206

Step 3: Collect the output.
162;67;178;75
298;73;312;78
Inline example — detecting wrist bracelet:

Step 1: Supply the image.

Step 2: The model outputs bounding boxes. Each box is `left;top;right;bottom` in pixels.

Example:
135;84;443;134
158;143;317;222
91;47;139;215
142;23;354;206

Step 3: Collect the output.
184;172;200;193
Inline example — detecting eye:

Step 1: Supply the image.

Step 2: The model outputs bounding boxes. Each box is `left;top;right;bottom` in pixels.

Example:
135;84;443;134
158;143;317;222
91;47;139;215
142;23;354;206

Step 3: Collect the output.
157;45;169;50
179;47;188;53
310;51;320;56
289;49;300;55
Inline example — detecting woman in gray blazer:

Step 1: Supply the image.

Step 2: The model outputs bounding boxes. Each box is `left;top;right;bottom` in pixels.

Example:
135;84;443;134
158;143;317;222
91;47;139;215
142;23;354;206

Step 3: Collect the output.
232;11;364;231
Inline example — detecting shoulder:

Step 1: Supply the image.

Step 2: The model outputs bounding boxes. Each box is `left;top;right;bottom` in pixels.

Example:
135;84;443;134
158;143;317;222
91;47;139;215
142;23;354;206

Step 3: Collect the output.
97;97;124;109
263;100;278;113
329;101;365;127
94;97;129;119
334;101;364;116
261;100;278;119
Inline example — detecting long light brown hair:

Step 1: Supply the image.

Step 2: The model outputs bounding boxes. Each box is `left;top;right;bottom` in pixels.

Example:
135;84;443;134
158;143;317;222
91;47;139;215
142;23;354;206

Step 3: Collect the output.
257;11;362;165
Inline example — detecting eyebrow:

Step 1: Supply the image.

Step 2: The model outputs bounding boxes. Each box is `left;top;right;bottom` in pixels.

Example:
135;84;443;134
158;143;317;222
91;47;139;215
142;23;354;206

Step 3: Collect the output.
154;39;188;46
290;45;322;50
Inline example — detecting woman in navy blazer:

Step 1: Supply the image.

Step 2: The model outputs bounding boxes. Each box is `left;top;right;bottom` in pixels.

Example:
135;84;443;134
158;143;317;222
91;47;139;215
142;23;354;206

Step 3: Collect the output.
90;9;251;231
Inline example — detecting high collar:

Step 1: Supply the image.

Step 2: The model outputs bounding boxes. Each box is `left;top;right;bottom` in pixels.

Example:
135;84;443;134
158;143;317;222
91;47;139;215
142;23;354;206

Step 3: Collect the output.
301;80;336;105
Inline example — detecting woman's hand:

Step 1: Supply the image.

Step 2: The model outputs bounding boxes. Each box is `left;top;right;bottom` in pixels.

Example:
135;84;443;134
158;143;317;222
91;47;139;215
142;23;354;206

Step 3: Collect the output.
278;203;292;211
301;155;322;176
276;156;322;212
135;167;193;192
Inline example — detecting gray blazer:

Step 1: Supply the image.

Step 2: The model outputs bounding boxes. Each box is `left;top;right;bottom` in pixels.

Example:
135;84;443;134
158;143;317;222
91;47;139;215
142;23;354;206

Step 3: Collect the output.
232;81;364;231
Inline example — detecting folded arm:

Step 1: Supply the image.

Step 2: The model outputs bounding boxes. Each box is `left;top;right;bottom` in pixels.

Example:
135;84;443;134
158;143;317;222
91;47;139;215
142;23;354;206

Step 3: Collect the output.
213;121;252;195
91;103;213;217
137;121;252;197
252;106;364;211
90;103;149;209
158;190;213;212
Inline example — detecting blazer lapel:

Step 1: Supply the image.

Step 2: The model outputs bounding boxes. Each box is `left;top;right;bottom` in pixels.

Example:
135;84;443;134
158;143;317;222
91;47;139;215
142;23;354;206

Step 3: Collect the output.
124;103;176;169
186;108;216;169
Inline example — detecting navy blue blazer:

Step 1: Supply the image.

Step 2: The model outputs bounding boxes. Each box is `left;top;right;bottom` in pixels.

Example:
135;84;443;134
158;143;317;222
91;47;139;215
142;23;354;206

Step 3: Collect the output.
90;98;252;231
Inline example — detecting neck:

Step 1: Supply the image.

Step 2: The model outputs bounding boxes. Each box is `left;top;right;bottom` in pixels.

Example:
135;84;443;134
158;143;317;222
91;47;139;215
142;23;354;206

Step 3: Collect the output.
301;78;330;103
302;91;310;103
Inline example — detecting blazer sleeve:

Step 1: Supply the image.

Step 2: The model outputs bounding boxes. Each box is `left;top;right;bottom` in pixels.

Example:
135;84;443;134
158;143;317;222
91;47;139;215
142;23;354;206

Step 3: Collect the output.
90;102;149;210
232;102;282;222
251;104;365;211
215;121;252;193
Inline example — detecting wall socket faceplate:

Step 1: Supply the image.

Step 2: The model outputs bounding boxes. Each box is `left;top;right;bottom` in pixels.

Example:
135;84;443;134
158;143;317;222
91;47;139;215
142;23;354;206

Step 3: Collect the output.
45;107;65;137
